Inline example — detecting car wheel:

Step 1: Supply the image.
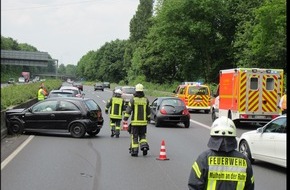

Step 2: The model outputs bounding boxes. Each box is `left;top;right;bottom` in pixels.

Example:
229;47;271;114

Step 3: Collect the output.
8;120;24;135
239;140;254;163
211;110;217;122
70;123;86;138
87;129;100;137
184;120;190;128
154;117;161;127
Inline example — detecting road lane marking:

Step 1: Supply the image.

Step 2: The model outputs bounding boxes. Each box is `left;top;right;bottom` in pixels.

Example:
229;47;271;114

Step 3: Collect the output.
1;135;34;170
190;119;240;141
190;119;211;129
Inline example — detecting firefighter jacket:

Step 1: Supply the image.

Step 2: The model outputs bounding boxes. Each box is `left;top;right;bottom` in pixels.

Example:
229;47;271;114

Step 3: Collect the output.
105;97;124;119
188;149;254;190
123;96;150;126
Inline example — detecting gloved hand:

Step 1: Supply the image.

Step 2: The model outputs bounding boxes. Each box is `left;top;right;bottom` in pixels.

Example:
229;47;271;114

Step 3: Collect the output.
105;110;108;114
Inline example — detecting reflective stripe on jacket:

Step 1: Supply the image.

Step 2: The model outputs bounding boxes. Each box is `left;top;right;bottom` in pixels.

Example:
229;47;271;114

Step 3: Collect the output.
124;97;150;126
106;97;124;119
188;149;254;190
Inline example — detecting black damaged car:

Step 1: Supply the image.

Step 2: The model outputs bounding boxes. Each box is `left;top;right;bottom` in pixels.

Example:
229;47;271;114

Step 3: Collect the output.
5;97;104;138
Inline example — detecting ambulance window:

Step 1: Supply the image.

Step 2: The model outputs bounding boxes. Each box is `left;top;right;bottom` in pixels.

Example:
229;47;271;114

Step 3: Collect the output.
266;78;274;90
250;78;258;90
180;87;185;94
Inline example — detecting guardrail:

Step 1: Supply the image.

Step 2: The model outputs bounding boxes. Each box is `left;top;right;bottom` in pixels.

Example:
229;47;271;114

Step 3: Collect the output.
1;98;38;140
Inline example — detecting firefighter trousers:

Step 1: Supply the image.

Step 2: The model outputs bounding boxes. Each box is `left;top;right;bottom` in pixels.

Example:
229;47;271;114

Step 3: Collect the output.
130;125;149;153
110;118;122;136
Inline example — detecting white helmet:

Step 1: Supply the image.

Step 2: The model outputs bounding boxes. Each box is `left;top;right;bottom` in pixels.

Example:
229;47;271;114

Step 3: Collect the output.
115;89;122;95
135;83;144;92
210;116;236;137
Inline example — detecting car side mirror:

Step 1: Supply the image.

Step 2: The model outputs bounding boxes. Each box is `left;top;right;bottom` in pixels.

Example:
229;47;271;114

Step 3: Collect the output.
28;108;33;112
257;127;263;133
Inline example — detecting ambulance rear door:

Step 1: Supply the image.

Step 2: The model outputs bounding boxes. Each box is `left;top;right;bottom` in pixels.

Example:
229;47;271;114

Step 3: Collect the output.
242;69;282;117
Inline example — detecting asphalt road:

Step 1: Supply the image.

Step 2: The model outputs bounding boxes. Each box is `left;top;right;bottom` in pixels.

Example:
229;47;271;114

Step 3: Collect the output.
1;84;286;190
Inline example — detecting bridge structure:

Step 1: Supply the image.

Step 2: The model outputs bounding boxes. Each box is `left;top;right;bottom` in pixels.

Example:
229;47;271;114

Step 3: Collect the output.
35;73;76;80
1;50;62;78
1;50;78;80
1;50;57;67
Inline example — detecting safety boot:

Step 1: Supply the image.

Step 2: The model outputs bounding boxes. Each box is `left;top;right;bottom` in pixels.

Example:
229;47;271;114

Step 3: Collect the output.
110;130;115;137
140;142;149;156
131;148;138;157
115;130;120;138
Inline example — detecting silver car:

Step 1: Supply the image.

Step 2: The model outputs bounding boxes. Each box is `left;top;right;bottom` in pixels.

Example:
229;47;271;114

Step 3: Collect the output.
121;86;135;110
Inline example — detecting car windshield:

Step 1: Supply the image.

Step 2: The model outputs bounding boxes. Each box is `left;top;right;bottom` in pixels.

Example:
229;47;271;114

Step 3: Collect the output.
50;92;74;97
161;99;185;107
188;86;208;95
122;87;135;94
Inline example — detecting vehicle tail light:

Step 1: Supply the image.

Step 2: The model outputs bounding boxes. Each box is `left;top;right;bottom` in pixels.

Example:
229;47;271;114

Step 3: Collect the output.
271;115;279;119
182;108;190;115
160;107;167;115
240;114;248;119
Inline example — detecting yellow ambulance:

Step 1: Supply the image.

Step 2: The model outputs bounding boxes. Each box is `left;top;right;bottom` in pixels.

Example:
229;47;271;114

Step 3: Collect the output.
173;82;211;113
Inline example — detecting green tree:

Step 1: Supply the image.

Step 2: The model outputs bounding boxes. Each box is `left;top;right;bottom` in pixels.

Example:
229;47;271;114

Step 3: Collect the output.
65;64;77;76
58;64;66;75
235;0;286;70
129;0;154;43
140;0;234;84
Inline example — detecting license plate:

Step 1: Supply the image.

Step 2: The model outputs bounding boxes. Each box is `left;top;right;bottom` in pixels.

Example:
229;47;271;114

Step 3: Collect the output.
254;115;266;119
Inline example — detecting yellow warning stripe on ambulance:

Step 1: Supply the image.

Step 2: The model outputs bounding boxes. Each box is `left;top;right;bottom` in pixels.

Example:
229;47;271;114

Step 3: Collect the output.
239;72;247;111
188;95;210;107
247;74;259;112
262;75;278;112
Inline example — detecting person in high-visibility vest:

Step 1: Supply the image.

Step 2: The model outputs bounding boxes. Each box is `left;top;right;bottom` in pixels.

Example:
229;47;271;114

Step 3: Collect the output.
279;89;287;115
123;83;151;157
105;89;125;138
37;82;48;101
188;116;255;190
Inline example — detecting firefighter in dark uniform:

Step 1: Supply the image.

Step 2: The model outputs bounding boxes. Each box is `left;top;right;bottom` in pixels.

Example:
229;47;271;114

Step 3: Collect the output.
123;83;151;157
188;116;254;190
105;89;125;138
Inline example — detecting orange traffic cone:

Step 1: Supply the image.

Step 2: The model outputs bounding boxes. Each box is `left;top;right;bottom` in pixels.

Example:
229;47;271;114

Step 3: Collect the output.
156;140;169;160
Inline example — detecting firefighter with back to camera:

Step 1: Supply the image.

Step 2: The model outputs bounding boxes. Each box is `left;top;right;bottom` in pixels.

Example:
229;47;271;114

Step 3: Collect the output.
105;89;125;138
188;116;254;190
123;83;151;157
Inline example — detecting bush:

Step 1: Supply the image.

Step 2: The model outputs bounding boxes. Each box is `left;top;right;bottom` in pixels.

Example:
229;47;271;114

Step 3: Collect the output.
1;79;62;110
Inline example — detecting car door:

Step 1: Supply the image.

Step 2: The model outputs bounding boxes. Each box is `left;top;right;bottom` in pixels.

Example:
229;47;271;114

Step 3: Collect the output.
24;100;59;129
54;100;83;129
150;98;159;121
251;118;282;161
273;117;286;166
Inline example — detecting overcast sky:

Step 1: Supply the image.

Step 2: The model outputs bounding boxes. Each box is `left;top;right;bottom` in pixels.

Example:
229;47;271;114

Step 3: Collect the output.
1;0;140;65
